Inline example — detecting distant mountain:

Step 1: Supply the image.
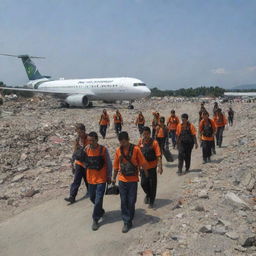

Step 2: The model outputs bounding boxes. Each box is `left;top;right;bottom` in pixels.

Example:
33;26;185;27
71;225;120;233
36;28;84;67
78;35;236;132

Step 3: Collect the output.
232;84;256;90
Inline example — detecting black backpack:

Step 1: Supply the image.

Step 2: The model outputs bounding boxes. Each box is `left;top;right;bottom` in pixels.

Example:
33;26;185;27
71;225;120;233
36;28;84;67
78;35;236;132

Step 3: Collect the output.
120;144;138;176
141;139;157;162
202;120;213;137
180;123;194;144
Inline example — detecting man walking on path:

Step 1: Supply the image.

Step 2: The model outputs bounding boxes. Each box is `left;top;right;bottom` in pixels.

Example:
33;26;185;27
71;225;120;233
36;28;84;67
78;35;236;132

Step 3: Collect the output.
176;114;198;175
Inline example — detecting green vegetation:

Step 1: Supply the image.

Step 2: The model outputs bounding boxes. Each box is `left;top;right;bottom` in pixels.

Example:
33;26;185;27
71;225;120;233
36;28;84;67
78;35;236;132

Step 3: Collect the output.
150;86;225;97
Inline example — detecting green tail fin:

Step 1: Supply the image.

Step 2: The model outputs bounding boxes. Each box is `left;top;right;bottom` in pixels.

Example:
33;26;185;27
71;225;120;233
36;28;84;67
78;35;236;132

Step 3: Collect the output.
20;55;44;80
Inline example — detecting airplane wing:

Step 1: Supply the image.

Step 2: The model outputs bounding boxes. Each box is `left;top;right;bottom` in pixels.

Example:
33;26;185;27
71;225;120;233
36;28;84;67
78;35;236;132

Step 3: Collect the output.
0;87;95;97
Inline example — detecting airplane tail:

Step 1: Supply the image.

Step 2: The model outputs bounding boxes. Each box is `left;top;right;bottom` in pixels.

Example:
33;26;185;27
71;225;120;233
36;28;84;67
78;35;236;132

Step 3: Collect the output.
0;54;51;81
20;55;45;80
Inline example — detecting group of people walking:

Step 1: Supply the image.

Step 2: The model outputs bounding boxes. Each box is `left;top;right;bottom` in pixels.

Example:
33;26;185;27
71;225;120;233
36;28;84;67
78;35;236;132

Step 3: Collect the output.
64;102;234;233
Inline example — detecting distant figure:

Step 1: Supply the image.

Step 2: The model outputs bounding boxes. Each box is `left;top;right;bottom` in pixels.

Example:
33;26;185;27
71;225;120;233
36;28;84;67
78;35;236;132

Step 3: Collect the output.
213;102;219;115
213;108;227;147
167;110;180;149
135;111;145;135
176;113;198;175
155;117;169;154
151;112;160;138
99;109;110;139
199;112;216;164
113;110;123;135
228;107;234;126
199;103;207;123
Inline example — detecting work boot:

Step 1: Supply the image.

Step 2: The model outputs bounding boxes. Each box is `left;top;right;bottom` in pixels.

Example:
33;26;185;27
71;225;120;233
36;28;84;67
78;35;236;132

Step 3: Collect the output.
144;196;150;204
212;149;216;155
203;159;207;164
64;196;75;204
207;157;211;163
92;220;99;231
185;168;190;173
122;223;132;233
148;202;154;209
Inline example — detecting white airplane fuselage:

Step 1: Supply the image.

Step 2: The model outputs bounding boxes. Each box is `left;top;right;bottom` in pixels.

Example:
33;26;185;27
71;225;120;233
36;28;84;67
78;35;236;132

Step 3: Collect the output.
27;77;151;101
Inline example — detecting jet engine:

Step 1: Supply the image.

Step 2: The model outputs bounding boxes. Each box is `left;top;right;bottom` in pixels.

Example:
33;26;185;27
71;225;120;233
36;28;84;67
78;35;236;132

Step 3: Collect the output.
65;94;91;107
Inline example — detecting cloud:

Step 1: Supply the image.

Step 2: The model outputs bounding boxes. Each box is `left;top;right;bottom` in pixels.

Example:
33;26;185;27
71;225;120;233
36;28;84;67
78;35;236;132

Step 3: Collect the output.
246;66;256;72
211;68;228;75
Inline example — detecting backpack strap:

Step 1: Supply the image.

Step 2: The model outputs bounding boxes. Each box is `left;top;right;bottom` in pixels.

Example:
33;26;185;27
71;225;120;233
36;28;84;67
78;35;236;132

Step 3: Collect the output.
120;144;134;162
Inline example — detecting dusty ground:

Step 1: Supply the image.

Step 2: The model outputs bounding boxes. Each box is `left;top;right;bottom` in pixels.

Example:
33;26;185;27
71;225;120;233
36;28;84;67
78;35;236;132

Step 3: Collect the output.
0;96;255;256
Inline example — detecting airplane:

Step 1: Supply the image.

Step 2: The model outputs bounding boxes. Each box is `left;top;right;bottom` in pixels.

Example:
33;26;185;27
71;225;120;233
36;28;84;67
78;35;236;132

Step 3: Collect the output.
224;92;256;97
0;54;151;109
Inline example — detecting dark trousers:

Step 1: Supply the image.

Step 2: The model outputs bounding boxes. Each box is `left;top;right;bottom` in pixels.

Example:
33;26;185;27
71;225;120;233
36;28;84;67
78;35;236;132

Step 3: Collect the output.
169;130;177;147
138;124;144;134
88;183;106;221
70;164;88;198
178;142;194;171
99;125;107;138
157;137;167;154
152;129;156;139
119;181;138;225
115;123;122;134
201;140;212;160
228;116;233;126
141;168;157;204
216;126;225;147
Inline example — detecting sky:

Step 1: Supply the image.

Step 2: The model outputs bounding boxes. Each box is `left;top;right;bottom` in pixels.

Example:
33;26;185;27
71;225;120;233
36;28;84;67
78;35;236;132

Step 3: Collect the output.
0;0;256;89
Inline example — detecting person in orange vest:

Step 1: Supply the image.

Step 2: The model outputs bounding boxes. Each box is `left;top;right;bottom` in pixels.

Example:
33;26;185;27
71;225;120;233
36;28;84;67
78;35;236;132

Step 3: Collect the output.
99;109;110;139
85;132;112;231
167;110;180;149
113;109;123;135
176;113;198;175
213;108;227;148
65;123;89;204
112;131;149;233
199;102;206;123
135;111;145;135
199;112;216;164
138;126;162;208
152;112;160;139
155;117;169;154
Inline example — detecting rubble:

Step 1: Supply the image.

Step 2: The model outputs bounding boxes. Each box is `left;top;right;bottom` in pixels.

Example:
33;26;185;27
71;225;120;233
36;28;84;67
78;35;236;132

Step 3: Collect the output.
1;96;256;255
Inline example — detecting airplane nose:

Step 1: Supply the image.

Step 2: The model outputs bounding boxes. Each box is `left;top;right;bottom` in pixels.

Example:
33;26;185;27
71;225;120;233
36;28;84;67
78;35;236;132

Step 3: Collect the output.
143;87;151;97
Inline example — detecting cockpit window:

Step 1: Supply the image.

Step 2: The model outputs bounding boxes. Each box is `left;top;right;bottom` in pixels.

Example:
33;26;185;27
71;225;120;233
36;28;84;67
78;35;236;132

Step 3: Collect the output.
133;83;146;87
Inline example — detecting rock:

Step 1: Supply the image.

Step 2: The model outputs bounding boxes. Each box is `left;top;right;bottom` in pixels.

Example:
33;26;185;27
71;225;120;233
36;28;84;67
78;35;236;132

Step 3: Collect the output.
239;232;256;247
7;199;14;206
23;189;40;198
217;219;231;227
212;225;226;235
198;190;209;199
12;174;24;182
194;205;205;212
225;192;250;210
17;166;29;172
234;246;247;252
175;213;184;218
226;231;239;240
141;249;154;256
162;251;172;256
199;225;212;233
0;195;8;200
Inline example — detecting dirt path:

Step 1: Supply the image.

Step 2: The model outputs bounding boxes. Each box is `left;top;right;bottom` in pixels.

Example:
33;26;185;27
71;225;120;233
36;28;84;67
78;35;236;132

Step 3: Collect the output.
0;134;231;256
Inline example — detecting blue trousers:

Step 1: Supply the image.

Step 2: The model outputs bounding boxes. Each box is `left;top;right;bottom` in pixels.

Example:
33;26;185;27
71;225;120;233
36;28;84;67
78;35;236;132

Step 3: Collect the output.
88;183;106;221
119;181;138;225
169;130;177;147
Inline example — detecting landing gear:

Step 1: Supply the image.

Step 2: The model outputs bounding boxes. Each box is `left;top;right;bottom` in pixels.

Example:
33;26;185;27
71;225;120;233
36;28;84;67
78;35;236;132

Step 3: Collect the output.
60;102;69;108
128;101;134;109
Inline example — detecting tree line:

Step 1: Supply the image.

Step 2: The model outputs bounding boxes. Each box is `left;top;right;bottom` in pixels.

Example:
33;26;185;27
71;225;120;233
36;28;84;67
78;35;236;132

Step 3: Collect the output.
150;86;225;97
